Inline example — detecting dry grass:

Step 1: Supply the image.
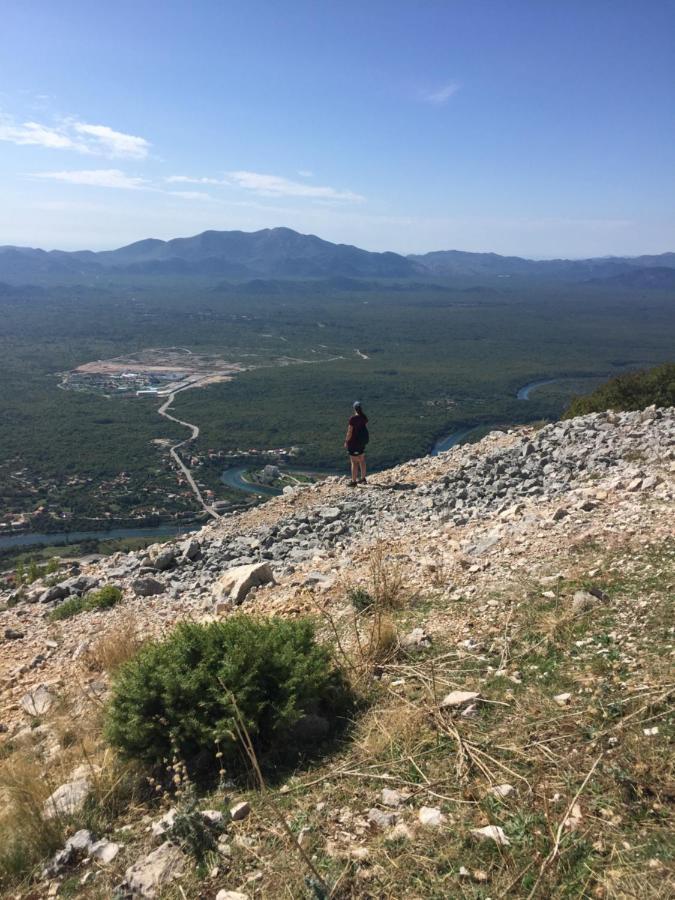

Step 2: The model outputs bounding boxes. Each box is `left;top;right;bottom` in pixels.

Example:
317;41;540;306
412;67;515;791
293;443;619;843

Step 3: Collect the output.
0;755;65;887
80;611;144;674
367;542;407;610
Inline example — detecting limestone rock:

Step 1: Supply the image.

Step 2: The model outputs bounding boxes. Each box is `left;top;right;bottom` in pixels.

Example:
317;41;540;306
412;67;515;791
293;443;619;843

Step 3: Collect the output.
471;825;510;846
39;584;68;604
571;590;598;614
216;891;249;900
44;777;91;819
151;808;177;839
89;839;120;864
490;783;516;799
151;547;176;572
440;690;480;709
400;627;432;651
125;841;185;897
132;577;165;597
181;538;201;560
20;684;54;716
418;806;446;827
368;807;398;828
381;788;406;808
214;563;275;606
4;627;24;640
230;801;251;821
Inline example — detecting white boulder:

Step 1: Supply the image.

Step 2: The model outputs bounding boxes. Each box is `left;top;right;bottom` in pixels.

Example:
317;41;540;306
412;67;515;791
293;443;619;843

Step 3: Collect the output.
214;563;275;606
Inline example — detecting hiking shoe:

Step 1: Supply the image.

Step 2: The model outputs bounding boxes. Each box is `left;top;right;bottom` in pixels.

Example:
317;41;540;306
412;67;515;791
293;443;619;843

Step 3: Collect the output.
358;477;368;484
348;480;358;487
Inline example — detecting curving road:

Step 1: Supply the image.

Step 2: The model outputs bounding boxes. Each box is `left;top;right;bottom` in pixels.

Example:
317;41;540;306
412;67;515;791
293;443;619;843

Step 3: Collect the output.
158;388;220;520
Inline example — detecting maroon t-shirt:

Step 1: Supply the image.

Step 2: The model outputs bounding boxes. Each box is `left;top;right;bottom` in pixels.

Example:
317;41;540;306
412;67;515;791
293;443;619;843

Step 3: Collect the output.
347;413;368;451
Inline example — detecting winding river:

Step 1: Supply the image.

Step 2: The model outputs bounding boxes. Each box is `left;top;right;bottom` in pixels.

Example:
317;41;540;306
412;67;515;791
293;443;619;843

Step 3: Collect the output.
0;375;585;552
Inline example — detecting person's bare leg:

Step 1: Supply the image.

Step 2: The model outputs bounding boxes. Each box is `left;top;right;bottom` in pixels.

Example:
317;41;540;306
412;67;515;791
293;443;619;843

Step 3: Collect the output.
349;456;358;484
358;455;367;482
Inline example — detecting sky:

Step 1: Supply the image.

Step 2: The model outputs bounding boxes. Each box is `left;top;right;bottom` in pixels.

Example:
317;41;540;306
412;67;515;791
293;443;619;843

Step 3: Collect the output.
1;0;674;257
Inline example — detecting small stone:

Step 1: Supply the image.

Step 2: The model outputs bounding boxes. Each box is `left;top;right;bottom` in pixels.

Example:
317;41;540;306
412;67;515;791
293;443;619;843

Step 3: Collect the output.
400;627;432;650
368;807;398;828
643;726;659;736
297;826;312;849
89;839;120;864
216;892;249;900
554;692;572;706
125;841;185;898
381;788;405;808
201;809;224;825
440;690;480;709
151;808;177;839
471;825;510;845
418;806;445;827
572;591;598;614
564;803;583;831
66;829;95;852
490;783;516;799
230;800;251;821
4;628;24;640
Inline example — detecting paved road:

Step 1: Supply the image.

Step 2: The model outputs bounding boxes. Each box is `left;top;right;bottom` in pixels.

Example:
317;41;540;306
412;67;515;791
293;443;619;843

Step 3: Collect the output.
158;388;220;520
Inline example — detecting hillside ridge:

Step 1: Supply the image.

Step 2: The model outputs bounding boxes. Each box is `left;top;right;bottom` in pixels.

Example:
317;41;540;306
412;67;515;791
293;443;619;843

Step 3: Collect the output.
1;406;673;897
1;228;674;283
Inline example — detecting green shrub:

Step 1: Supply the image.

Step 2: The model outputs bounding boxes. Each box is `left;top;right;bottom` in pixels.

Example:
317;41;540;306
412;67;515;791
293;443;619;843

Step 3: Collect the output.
105;616;355;776
49;585;122;621
87;585;122;610
49;595;86;621
564;362;675;418
349;587;374;612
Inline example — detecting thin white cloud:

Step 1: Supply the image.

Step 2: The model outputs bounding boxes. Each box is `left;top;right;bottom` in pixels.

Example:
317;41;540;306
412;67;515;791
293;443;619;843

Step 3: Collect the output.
0;118;76;149
166;175;225;185
297;169;313;178
73;123;149;159
226;171;364;202
421;81;461;105
168;190;214;201
166;171;363;202
0;113;150;158
32;169;147;189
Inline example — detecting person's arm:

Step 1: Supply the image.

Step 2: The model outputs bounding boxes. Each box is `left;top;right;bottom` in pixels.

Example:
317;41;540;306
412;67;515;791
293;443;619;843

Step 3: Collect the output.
344;423;353;447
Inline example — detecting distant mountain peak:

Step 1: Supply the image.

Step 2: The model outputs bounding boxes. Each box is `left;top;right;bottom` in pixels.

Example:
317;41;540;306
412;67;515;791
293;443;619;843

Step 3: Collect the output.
0;228;673;285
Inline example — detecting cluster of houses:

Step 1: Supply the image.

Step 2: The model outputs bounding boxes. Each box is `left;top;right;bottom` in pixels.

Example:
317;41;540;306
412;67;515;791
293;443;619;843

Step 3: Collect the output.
62;370;184;397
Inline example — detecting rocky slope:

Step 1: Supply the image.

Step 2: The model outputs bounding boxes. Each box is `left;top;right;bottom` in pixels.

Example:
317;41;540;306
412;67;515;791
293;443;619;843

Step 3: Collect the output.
0;406;673;898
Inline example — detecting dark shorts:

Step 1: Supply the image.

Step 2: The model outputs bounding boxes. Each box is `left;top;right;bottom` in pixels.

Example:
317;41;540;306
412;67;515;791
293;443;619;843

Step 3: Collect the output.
347;447;366;457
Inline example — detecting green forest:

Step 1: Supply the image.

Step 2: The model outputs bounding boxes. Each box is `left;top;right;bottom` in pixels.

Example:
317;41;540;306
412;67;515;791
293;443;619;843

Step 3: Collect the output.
1;276;674;533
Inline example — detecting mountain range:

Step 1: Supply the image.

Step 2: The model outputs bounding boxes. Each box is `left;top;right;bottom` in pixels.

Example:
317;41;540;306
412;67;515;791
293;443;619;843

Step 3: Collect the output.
1;226;674;285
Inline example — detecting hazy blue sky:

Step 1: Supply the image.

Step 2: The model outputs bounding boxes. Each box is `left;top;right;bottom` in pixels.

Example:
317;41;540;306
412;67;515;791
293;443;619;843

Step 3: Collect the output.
1;0;673;256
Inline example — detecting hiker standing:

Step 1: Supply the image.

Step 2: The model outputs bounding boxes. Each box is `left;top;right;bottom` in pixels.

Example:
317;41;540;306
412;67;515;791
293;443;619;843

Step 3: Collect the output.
344;401;369;486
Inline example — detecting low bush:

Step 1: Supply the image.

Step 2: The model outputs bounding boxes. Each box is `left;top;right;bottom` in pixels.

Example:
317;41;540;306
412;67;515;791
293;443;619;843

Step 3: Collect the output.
349;587;374;611
49;595;86;621
105;616;355;776
564;362;675;418
49;585;122;621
